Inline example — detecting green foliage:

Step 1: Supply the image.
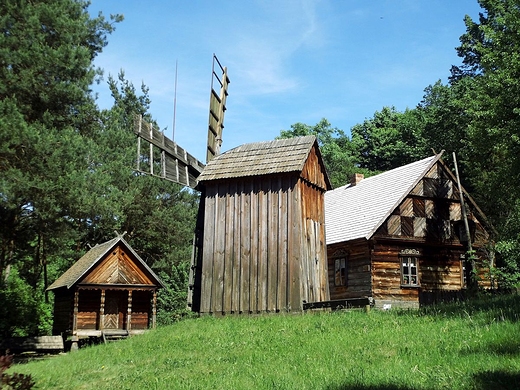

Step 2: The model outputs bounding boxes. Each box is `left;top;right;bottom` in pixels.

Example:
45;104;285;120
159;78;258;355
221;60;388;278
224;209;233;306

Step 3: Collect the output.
13;295;520;389
156;263;196;325
0;0;196;337
278;118;361;188
1;354;35;390
351;106;429;172
0;269;52;338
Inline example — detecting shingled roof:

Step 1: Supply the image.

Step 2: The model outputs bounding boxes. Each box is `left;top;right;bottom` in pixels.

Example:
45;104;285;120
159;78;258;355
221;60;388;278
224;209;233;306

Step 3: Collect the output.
197;135;327;184
47;236;164;290
325;154;441;245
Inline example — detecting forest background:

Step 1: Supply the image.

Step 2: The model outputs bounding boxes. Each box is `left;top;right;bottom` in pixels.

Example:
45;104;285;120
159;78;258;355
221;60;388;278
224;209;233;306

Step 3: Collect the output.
2;0;520;337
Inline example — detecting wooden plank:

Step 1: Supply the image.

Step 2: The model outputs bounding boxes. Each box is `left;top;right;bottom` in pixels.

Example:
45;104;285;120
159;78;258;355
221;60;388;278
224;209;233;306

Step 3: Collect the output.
212;184;227;313
240;181;251;313
290;180;303;311
258;182;268;312
387;215;401;236
414;217;427;237
277;177;288;311
0;336;64;354
249;179;259;313
400;198;413;217
224;181;236;313
200;187;216;313
267;178;279;311
401;216;414;237
287;180;299;311
231;182;240;313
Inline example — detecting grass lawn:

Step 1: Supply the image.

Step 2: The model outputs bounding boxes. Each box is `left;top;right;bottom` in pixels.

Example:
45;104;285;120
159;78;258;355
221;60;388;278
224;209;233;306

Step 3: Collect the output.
11;294;520;389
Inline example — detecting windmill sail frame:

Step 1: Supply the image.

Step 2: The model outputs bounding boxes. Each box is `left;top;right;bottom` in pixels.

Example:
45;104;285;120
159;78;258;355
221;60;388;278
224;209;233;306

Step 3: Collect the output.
134;115;204;189
206;54;230;163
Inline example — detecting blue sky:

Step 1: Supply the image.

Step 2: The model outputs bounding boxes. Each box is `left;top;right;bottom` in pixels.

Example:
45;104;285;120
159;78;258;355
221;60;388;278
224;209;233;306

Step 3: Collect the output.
89;1;483;163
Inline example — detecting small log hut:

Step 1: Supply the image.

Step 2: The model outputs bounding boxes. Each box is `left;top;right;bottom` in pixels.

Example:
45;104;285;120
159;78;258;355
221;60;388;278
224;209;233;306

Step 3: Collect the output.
189;136;332;314
325;153;493;309
47;235;164;344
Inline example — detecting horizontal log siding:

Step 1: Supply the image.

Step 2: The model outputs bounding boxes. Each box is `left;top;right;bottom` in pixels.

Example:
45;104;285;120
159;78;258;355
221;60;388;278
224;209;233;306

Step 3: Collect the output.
327;240;371;300
131;291;150;329
372;244;419;303
200;175;304;314
77;290;101;329
52;289;72;335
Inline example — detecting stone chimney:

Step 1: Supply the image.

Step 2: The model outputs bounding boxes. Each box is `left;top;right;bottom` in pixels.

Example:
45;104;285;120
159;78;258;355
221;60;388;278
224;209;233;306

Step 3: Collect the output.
350;173;364;186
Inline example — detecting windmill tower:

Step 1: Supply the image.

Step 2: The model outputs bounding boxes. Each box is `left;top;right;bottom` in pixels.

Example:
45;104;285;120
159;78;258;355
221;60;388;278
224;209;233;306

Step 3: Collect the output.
134;55;330;315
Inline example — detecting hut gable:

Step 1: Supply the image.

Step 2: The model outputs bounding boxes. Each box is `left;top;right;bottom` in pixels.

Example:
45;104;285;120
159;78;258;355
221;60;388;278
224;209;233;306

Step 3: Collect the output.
48;236;163;290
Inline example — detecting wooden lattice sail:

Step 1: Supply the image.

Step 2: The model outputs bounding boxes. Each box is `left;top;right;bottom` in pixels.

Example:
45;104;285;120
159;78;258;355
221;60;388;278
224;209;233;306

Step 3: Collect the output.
134;55;230;188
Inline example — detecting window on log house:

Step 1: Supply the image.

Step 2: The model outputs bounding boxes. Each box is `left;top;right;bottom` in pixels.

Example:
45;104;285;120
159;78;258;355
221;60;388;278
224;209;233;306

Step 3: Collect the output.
334;257;347;286
401;256;419;287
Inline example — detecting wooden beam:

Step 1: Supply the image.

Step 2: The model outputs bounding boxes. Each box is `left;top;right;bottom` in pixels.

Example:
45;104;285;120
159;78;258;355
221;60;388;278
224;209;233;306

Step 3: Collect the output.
99;289;105;331
303;297;375;311
126;290;132;331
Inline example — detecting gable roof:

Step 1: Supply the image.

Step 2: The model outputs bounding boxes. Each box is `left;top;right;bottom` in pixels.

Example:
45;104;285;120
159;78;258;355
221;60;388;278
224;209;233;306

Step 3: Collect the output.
197;136;331;188
47;236;164;290
325;154;441;245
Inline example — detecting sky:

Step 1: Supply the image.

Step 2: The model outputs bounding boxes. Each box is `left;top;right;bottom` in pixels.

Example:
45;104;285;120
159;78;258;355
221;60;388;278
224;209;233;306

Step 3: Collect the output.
89;0;484;163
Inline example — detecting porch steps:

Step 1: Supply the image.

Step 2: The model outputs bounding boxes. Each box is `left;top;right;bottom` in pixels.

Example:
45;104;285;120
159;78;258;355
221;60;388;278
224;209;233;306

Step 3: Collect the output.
101;330;130;343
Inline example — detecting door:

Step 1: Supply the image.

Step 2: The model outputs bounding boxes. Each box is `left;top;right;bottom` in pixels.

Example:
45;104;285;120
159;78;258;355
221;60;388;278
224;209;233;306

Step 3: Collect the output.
104;293;120;329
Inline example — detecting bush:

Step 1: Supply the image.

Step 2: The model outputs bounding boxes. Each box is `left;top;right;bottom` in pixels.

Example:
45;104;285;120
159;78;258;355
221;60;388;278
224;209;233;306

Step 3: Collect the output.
0;354;34;390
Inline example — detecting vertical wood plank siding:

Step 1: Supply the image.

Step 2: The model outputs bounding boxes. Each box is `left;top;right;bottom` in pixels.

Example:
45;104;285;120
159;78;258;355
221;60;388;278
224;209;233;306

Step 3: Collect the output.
199;174;329;314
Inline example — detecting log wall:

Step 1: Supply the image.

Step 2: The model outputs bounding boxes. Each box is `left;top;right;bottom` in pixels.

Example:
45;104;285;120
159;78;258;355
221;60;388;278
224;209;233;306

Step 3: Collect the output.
77;290;101;329
52;289;73;335
327;240;371;301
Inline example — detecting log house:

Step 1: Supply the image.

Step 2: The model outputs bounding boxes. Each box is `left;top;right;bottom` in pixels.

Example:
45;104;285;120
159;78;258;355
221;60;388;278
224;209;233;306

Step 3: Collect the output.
47;235;164;342
325;153;493;308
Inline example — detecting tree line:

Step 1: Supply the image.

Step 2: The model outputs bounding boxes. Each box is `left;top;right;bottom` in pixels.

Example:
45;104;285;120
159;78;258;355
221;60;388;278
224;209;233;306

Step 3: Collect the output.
1;0;519;337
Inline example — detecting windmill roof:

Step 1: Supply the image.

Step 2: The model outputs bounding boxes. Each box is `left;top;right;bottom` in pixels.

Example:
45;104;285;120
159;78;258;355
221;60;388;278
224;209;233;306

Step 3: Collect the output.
47;236;164;290
325;154;441;245
197;135;325;183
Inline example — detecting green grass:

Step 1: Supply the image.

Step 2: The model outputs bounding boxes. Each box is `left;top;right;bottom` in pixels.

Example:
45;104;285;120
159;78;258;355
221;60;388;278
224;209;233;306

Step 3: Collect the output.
12;295;520;389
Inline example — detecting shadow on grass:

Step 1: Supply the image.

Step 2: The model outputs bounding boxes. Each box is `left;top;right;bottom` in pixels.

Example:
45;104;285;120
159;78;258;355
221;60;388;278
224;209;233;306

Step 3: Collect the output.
325;384;418;390
414;293;520;323
471;370;520;390
464;339;520;357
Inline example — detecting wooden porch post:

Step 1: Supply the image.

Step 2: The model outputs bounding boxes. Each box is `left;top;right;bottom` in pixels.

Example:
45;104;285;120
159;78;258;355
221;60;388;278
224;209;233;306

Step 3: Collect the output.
71;290;79;351
72;290;79;333
99;289;105;331
126;290;132;331
152;290;157;329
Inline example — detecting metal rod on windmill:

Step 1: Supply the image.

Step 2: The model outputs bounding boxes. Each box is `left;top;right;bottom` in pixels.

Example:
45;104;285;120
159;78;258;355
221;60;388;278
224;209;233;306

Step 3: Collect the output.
173;60;178;142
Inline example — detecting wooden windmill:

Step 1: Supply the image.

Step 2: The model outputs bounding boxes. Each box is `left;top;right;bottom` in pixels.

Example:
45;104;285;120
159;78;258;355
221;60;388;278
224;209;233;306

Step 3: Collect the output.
134;55;331;315
134;54;229;187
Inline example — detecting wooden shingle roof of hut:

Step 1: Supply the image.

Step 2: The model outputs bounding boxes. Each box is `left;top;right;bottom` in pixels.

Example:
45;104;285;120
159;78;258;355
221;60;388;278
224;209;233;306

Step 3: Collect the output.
47;236;164;290
197;135;331;189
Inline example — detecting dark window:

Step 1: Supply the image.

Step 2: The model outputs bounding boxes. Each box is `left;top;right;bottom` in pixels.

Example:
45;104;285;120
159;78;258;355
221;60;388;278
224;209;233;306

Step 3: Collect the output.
401;256;419;286
334;258;347;286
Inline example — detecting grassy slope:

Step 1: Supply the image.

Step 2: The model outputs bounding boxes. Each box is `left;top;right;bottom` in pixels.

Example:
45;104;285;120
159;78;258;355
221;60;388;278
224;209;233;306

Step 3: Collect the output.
13;295;520;390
